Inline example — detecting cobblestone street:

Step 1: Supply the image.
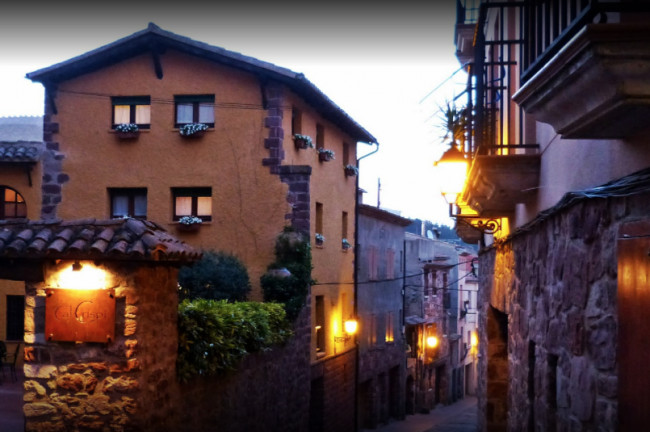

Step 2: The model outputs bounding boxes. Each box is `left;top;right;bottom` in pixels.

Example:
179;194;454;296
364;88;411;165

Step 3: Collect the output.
363;396;477;432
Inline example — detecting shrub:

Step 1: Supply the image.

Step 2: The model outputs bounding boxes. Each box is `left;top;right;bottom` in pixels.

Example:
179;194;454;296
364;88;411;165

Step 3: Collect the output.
261;227;313;321
178;251;251;301
177;299;292;382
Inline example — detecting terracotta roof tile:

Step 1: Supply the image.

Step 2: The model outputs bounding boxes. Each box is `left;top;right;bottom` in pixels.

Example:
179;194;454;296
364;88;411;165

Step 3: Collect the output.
0;218;200;263
0;142;43;163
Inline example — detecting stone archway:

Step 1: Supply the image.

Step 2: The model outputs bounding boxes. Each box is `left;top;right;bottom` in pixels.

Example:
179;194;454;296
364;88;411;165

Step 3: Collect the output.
0;218;200;431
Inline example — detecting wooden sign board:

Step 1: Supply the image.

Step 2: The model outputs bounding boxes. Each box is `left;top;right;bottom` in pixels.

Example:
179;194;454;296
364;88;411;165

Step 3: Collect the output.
45;288;116;343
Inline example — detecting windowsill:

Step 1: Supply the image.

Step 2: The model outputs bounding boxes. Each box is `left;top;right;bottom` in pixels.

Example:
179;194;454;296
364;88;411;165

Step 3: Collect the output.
316;351;326;359
109;129;150;134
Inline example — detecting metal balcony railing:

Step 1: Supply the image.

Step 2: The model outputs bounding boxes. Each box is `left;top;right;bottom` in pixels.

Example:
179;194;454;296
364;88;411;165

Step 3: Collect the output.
460;1;539;161
522;0;650;83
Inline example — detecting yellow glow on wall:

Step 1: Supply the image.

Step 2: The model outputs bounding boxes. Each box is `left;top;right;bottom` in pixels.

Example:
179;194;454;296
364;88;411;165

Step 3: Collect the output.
344;319;358;335
50;261;109;290
471;332;478;347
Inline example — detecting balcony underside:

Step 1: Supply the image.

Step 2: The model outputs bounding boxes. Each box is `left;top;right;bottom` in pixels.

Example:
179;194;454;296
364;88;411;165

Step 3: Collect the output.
462;154;541;217
514;23;650;139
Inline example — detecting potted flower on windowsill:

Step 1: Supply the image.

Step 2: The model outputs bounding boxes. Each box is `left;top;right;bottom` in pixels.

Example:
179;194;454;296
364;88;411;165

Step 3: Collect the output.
115;123;140;139
342;238;352;250
344;164;359;177
293;133;314;150
315;233;325;246
179;123;209;138
318;148;335;162
177;215;203;232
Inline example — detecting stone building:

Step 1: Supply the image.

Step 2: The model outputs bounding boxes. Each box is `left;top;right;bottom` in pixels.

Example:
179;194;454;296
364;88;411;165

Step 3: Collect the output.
450;1;650;430
0;23;378;430
403;230;460;413
356;203;411;429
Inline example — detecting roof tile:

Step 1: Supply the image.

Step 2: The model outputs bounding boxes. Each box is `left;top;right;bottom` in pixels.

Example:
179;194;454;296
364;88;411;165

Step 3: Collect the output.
0;218;200;262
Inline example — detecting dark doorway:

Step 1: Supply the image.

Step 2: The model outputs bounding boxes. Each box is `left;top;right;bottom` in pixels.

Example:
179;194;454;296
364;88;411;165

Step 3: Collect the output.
309;377;325;432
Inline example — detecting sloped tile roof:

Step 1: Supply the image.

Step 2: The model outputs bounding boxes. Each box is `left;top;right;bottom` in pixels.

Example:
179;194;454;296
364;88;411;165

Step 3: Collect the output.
0;218;201;263
26;23;376;144
0;116;43;142
0;142;43;163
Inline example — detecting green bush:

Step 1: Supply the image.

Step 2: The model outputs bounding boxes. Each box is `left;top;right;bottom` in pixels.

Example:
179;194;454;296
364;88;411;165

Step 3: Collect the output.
177;299;292;382
178;251;251;301
261;227;313;321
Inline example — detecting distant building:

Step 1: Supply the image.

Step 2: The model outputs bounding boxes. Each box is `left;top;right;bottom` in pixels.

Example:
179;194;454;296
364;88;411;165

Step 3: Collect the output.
356;203;411;429
404;228;460;412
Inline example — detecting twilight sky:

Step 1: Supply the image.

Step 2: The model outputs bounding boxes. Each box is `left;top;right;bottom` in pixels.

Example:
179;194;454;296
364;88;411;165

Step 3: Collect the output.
0;1;466;225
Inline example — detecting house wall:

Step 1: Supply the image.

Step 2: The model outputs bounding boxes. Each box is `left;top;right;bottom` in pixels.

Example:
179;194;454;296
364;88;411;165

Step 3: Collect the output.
356;208;408;428
37;42;361;431
477;193;649;431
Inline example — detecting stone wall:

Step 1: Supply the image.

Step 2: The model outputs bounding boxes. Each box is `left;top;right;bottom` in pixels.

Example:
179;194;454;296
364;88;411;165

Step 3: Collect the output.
311;349;357;432
23;263;179;432
165;301;312;432
477;194;643;431
23;260;313;432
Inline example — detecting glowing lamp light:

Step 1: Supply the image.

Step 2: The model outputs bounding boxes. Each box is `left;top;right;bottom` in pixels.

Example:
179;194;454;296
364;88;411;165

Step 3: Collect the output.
344;319;358;335
470;332;478;347
434;144;468;205
426;336;439;348
55;261;109;290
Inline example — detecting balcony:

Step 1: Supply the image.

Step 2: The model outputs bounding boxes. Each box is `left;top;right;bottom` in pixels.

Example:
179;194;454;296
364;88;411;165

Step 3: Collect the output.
514;23;650;139
456;2;541;223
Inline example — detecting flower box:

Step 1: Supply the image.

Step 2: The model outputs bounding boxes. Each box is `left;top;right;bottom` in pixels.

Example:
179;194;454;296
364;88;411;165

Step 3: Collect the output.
318;148;335;162
293;134;313;150
177;216;203;232
344;165;358;177
179;123;209;138
114;123;140;140
315;233;325;246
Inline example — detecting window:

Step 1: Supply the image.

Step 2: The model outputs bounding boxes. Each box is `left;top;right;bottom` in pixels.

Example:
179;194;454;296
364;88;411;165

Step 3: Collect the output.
343;142;350;165
316;124;324;149
6;295;24;341
386;248;395;280
315;202;323;236
172;187;212;221
0;186;26;219
109;188;147;219
341;211;348;240
112;96;150;129
292;107;302;135
315;295;325;354
368;246;378;281
385;311;394;343
174;95;215;127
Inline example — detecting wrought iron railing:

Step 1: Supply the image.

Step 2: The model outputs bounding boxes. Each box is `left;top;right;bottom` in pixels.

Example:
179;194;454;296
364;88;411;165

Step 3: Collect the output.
522;0;650;83
461;1;539;160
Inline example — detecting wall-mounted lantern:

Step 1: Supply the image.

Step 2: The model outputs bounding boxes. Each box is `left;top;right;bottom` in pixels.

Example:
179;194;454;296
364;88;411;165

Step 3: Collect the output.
426;335;439;348
335;318;358;343
434;144;501;235
470;331;478;348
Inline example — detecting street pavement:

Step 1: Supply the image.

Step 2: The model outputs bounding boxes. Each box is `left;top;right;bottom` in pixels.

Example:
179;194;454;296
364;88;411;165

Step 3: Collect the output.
362;396;478;432
0;368;23;432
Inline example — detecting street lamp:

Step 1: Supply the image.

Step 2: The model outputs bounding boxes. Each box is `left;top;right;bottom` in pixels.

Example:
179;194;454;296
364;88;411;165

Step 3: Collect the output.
434;144;502;236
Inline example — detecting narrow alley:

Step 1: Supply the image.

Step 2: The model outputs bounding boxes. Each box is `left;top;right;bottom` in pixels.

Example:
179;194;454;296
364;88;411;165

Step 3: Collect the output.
363;396;477;432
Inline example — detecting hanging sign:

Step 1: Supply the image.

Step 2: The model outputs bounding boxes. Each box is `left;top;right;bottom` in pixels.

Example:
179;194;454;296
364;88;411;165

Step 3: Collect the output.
45;288;116;343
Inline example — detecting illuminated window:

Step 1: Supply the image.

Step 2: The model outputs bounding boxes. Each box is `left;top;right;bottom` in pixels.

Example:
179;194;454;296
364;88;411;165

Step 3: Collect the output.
315;295;325;353
112;96;150;129
175;95;215;127
172;187;212;221
385;311;394;343
109;188;147;219
0;186;26;219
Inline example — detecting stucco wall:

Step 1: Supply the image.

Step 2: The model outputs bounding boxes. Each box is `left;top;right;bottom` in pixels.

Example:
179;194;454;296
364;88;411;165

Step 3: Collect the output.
477;192;649;431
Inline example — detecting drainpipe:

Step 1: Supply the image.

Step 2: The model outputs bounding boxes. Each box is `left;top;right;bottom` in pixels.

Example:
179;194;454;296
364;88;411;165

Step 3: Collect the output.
353;141;379;432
